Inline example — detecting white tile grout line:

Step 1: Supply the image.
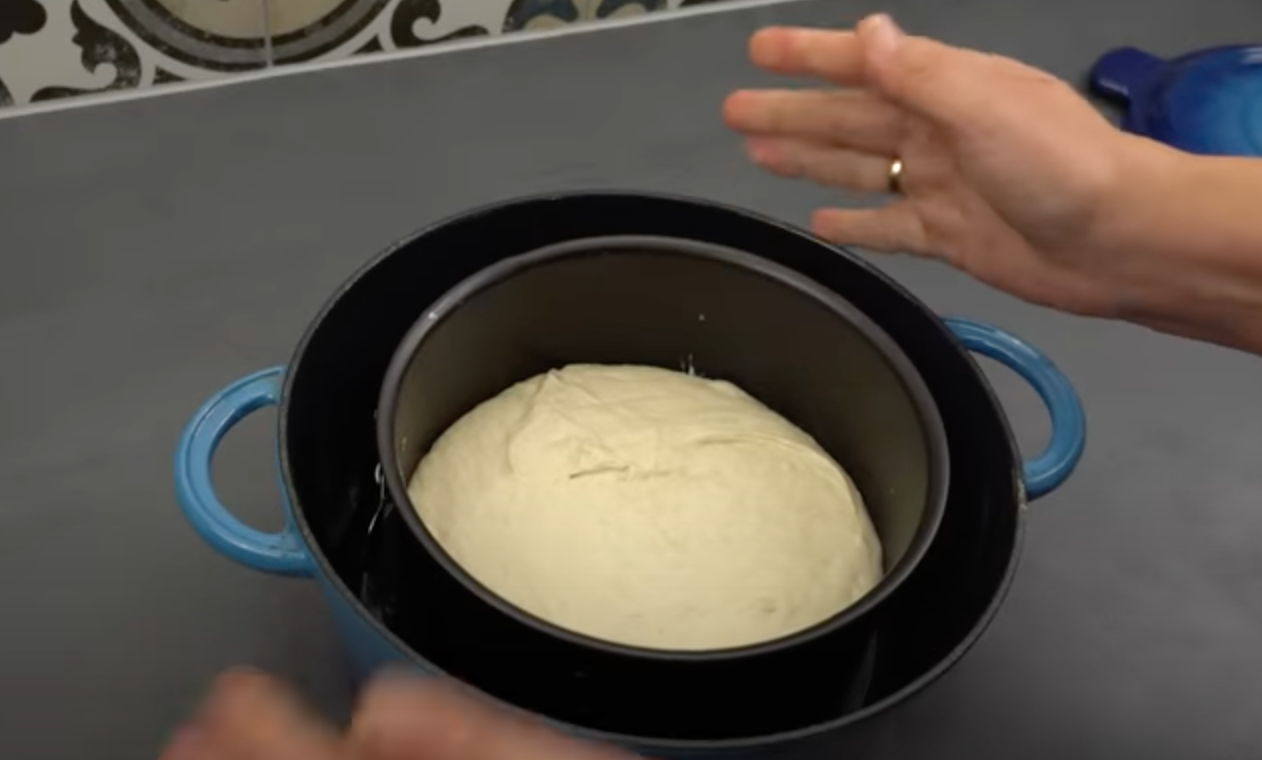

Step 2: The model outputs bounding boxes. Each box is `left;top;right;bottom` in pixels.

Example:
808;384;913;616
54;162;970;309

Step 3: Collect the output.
261;0;276;68
0;0;808;122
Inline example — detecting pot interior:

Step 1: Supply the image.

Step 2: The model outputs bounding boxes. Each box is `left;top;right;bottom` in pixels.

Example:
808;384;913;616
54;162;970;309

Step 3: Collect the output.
282;194;1022;747
384;236;945;633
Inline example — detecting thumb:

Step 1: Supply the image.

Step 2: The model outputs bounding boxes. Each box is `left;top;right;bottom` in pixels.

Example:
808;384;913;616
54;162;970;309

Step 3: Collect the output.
858;14;989;128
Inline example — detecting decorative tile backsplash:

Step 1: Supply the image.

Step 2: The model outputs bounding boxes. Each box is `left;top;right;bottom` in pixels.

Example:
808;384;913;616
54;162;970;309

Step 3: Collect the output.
0;0;722;111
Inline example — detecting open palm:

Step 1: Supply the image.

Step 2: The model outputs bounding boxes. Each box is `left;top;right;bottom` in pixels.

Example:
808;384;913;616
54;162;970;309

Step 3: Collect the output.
723;15;1142;318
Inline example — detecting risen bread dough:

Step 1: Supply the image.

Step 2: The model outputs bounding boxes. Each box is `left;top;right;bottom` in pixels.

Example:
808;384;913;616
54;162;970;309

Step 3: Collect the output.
407;364;882;651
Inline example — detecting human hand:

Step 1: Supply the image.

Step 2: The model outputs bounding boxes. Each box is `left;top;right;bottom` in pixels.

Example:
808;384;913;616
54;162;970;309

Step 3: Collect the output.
159;670;344;760
159;670;633;760
347;674;632;760
723;14;1152;318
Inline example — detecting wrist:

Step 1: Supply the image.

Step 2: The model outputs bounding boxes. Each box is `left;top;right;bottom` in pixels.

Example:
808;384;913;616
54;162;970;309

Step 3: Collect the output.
1090;136;1262;352
1089;135;1187;289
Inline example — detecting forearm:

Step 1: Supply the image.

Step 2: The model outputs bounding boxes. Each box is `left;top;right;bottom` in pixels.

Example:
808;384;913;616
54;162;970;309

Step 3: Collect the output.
1099;138;1262;354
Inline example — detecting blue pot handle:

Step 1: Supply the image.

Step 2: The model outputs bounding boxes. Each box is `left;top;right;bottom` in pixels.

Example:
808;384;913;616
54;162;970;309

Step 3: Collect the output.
944;319;1086;500
174;367;312;577
1089;47;1167;104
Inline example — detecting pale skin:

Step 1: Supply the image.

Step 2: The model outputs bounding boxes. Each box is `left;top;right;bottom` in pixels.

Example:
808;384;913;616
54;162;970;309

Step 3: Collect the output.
724;15;1262;354
159;670;634;760
161;13;1262;760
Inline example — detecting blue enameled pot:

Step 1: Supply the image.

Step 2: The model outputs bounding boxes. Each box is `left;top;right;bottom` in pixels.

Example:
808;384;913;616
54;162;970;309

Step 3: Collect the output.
173;193;1085;758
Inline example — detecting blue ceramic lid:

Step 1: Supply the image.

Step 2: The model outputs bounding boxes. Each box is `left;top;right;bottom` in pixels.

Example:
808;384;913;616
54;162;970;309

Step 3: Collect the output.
1090;45;1262;157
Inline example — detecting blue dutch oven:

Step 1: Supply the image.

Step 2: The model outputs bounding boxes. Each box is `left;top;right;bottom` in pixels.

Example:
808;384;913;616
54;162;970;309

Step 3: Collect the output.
1090;44;1262;157
174;193;1085;757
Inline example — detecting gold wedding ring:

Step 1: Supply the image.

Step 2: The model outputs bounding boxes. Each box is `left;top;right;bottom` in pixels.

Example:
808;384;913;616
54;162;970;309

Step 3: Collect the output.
887;158;904;194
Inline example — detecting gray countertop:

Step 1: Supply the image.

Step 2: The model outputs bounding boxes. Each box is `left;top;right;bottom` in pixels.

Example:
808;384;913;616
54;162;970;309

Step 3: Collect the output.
2;0;1262;757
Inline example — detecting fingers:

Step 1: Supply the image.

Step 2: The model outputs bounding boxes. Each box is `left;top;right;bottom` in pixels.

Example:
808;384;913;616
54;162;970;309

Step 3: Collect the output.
348;674;631;760
812;204;928;254
160;670;343;760
748;16;1009;135
748;27;866;86
723;89;906;155
856;14;1004;130
745;137;891;193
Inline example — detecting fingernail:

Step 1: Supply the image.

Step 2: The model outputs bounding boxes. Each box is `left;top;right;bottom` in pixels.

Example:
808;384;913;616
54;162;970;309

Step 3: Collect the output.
872;14;905;38
362;670;451;717
744;138;774;164
748;27;783;67
863;13;904;57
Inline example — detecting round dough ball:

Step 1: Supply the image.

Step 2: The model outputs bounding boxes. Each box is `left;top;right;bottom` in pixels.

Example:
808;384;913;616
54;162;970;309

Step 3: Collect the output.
407;364;882;651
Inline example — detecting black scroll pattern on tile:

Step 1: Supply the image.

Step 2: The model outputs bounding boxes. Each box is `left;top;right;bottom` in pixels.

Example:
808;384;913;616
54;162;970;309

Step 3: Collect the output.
154;68;184;84
0;0;41;107
502;0;578;32
0;0;47;45
595;0;666;18
391;0;488;49
31;1;142;102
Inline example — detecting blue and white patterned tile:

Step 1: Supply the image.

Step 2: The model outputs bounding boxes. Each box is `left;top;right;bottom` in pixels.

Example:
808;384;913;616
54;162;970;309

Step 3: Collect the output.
0;0;758;111
0;0;511;109
264;0;506;62
0;0;147;106
501;0;665;33
100;0;269;72
0;0;272;109
266;0;696;61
